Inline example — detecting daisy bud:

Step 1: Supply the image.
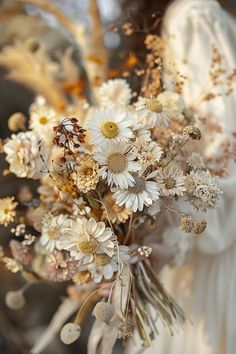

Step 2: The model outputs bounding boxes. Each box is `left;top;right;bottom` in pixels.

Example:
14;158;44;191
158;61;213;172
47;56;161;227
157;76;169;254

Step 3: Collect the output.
193;221;207;235
183;125;201;140
5;291;25;310
93;301;114;323
60;323;81;345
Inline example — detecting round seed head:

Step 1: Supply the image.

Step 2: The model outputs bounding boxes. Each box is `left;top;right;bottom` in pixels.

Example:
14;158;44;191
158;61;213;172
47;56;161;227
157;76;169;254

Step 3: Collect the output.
93;301;114;323
5;291;25;310
60;323;81;345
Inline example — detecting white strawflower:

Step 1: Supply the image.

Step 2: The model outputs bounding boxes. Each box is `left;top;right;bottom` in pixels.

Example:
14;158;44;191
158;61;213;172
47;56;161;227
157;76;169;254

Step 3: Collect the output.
39;213;71;252
186;170;222;210
59;217;115;263
156;166;186;197
4;131;47;179
97;79;132;107
187;152;205;170
94;140;140;189
133;139;162;170
87;107;133;146
112;172;160;212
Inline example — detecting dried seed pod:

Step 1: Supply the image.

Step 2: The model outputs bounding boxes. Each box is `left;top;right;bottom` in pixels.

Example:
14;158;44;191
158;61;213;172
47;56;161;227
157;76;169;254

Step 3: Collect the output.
8;113;26;132
193;221;207;235
93;301;114;323
5;291;25;310
183;125;201;140
60;323;81;345
179;216;194;233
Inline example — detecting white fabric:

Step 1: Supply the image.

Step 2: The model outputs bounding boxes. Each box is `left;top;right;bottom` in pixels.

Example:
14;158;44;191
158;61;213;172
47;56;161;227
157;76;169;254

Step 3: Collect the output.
128;1;236;353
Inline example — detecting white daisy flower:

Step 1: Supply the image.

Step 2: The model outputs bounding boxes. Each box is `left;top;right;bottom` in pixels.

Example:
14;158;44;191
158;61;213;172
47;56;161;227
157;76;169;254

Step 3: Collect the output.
86;245;130;283
135;91;184;127
112;171;160;212
39;213;71;253
135;96;171;127
132;110;153;141
94;140;141;189
72;197;91;216
59;217;115;263
97;79;132;107
3;131;47;179
87;107;134;146
29;99;60;145
156;166;186;196
157;91;185;115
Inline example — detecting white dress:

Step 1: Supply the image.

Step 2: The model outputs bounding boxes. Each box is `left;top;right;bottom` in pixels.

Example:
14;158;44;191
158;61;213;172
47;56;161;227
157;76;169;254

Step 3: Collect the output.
128;1;236;353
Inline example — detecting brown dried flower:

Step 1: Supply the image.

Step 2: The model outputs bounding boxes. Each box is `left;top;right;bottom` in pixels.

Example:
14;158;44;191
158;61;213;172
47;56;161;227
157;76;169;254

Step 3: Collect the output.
45;250;79;282
102;193;132;223
53;118;86;155
193;221;207;235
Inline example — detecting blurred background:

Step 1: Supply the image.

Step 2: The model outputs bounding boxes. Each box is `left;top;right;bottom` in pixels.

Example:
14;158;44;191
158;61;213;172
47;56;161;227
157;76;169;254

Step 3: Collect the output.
0;0;235;353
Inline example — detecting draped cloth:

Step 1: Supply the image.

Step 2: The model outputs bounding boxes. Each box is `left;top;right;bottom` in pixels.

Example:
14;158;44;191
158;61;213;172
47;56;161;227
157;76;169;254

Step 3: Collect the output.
128;1;236;353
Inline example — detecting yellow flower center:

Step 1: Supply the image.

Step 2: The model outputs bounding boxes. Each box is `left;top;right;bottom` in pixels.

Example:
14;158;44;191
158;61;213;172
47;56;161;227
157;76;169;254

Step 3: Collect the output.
39;116;48;125
147;99;162;113
101;121;119;139
107;153;128;173
163;177;176;189
128;176;146;194
48;226;59;240
77;236;98;254
82;167;93;176
4;208;10;214
94;253;111;266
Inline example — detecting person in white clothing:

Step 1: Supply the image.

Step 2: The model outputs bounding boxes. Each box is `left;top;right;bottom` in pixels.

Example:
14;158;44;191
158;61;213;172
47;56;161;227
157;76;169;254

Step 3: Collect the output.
128;1;236;354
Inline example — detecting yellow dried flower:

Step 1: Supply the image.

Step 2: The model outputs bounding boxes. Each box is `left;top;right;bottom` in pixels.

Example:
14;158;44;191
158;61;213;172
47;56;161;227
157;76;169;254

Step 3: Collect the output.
8;112;26;132
3;257;23;273
193;221;207;235
73;154;99;193
179;216;194;233
0;197;18;226
102;193;132;223
72;270;91;284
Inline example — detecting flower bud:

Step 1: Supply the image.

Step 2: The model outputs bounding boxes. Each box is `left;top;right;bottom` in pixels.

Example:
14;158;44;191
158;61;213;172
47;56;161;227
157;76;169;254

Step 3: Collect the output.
183;125;201;140
5;291;25;310
193;221;207;235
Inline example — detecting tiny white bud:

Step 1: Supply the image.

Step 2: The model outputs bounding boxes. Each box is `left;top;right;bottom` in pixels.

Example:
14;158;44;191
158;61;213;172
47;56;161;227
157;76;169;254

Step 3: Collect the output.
5;291;25;310
60;323;81;345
